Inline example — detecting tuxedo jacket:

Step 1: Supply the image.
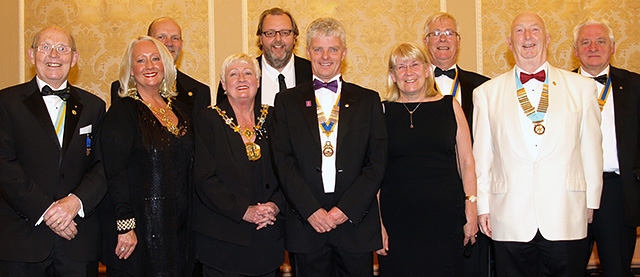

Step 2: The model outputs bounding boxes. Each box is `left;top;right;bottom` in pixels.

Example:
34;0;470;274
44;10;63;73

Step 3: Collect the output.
215;55;313;105
192;101;285;248
573;66;640;227
111;69;211;116
457;67;490;129
473;65;603;242
270;81;387;253
0;77;107;262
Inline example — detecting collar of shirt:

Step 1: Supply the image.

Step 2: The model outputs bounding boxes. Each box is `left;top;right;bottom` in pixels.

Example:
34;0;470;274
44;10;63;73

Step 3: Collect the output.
431;64;460;102
261;55;296;87
579;65;610;85
515;62;548;80
36;75;68;92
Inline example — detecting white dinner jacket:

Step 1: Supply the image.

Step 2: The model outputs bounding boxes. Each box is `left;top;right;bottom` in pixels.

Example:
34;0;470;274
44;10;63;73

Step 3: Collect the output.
472;65;603;242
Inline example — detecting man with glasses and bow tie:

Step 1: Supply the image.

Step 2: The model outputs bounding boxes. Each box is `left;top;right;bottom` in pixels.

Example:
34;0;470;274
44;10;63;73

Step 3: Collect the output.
573;18;640;277
423;12;491;277
216;7;312;106
0;26;106;276
270;17;386;277
423;12;489;133
473;12;603;276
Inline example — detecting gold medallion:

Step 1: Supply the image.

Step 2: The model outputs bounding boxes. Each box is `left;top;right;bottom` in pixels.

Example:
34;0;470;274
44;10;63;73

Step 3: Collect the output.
322;141;334;157
245;142;262;161
533;123;545;135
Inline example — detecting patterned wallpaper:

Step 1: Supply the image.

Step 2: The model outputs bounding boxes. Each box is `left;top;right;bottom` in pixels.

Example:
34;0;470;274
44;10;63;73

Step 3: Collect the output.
246;0;441;94
21;0;640;103
481;0;640;77
23;0;209;105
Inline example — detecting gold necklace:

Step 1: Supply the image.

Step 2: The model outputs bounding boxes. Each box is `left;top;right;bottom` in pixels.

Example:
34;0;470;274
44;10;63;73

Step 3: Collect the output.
401;102;422;128
213;104;269;161
132;95;181;136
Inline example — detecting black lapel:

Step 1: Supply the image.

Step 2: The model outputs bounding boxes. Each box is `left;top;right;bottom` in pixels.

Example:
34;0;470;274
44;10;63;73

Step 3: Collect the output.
61;87;83;155
23;87;60;149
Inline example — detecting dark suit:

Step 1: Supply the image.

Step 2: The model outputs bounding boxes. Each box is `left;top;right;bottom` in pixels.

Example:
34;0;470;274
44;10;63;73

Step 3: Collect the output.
192;101;286;274
456;67;490;130
0;78;106;269
215;55;312;105
111;69;211;115
446;66;491;277
270;80;387;276
577;66;640;277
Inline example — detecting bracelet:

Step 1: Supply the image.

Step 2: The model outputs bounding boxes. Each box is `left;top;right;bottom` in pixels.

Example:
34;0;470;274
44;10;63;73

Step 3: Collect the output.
116;218;136;232
465;195;477;203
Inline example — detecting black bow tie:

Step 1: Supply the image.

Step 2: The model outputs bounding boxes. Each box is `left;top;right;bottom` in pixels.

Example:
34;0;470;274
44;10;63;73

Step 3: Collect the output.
593;74;608;85
434;67;456;79
41;85;70;101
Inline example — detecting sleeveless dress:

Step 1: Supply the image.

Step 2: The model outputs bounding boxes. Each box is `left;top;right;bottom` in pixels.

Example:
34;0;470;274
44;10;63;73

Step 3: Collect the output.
378;95;466;277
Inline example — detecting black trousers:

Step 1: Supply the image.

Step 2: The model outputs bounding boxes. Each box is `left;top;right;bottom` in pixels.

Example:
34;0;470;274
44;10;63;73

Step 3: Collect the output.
493;230;590;277
291;244;373;277
0;238;98;277
586;173;636;277
463;232;492;277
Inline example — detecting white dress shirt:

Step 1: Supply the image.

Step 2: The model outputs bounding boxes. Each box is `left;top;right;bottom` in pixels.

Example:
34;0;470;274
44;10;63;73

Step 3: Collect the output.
260;55;296;106
516;62;549;158
314;74;342;193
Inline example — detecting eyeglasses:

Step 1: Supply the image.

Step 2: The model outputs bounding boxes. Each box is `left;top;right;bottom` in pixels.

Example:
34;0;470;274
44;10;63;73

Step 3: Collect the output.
262;29;293;38
34;44;74;55
393;62;424;72
426;30;459;38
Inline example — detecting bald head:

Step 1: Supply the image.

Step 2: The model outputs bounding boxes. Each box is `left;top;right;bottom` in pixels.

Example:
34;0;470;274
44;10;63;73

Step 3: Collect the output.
148;17;183;62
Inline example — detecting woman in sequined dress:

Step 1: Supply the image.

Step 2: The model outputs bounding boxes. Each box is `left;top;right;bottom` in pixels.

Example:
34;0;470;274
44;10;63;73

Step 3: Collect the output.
99;36;194;276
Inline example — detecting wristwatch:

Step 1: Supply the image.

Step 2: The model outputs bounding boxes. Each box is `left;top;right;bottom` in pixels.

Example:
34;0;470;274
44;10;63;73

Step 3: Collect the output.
465;195;477;203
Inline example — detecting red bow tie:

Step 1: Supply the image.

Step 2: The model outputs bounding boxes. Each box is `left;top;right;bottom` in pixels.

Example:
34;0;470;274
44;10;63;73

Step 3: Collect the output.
519;70;546;84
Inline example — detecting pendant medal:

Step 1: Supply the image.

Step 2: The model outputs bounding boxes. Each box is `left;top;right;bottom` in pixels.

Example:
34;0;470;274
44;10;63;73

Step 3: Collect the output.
533;123;545;135
322;141;334;157
245;142;262;161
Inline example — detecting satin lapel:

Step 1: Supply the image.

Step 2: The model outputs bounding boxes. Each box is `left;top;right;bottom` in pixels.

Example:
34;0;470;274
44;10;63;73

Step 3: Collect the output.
61;87;83;155
503;68;534;160
336;83;356;152
536;67;562;160
300;85;322;148
23;88;60;150
457;70;474;121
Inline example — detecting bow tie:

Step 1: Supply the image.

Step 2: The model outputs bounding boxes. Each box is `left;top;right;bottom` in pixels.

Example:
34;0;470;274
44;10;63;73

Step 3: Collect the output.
41;85;70;101
519;70;546;84
593;74;608;85
434;67;456;79
313;79;338;93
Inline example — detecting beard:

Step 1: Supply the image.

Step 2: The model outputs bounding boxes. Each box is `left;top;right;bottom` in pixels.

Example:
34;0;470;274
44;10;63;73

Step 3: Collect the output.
263;45;294;70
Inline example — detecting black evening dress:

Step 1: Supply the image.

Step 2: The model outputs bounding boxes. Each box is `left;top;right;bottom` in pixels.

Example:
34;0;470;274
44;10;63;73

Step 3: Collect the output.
378;95;466;277
99;96;194;276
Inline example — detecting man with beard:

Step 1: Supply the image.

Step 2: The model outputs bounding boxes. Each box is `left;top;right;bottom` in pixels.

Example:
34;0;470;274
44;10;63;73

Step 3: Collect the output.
216;7;312;106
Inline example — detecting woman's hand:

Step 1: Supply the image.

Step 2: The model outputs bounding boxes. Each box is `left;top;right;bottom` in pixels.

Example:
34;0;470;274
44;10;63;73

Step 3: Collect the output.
115;230;137;260
244;202;279;230
464;201;479;246
376;223;389;256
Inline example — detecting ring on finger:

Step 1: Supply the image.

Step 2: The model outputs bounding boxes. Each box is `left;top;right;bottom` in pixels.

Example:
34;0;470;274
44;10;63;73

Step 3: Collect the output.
120;247;125;252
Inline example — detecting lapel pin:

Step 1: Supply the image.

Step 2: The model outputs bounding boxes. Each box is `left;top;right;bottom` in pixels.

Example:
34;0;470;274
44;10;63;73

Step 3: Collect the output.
552;81;556;86
619;86;623;90
306;100;312;107
345;103;350;108
72;110;77;115
188;91;193;96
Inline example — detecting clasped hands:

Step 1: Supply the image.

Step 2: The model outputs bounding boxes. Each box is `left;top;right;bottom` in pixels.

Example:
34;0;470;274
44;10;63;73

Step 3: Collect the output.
243;202;280;230
43;194;81;240
308;207;348;233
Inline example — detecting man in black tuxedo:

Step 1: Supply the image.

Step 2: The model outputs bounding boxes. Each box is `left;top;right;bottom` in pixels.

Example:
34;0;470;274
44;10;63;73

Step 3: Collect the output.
270;17;387;277
111;17;210;115
423;12;491;276
216;7;312;106
574;18;640;277
0;26;106;276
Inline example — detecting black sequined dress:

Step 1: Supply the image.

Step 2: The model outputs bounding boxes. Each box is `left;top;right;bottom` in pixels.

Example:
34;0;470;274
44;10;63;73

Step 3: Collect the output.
99;96;194;276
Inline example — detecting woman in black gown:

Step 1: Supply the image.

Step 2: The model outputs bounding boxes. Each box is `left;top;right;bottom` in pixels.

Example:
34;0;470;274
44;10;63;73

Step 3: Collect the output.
192;53;285;277
99;36;193;276
376;42;478;276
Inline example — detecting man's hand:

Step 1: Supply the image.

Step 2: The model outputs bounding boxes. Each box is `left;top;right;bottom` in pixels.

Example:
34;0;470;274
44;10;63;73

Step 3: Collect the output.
53;220;78;240
587;208;594;224
478;213;492;238
44;194;81;233
327;206;348;225
307;208;337;233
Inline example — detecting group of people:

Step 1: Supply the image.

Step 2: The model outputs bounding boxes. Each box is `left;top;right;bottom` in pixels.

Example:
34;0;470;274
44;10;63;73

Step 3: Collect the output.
0;6;638;277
